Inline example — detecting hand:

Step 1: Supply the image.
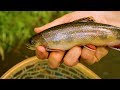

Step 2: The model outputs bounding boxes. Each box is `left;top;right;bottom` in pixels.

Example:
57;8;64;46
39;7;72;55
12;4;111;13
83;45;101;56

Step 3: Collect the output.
34;11;120;68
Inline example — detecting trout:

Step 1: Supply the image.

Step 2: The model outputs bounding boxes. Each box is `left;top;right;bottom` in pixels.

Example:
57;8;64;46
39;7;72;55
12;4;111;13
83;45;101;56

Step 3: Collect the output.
26;17;120;51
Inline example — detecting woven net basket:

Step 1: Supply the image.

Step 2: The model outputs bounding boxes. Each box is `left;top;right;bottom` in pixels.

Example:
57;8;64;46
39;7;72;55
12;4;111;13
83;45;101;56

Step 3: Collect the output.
1;56;100;79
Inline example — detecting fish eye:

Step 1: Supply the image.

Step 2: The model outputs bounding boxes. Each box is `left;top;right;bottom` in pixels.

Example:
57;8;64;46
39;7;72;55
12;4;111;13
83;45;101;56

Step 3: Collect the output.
30;40;35;45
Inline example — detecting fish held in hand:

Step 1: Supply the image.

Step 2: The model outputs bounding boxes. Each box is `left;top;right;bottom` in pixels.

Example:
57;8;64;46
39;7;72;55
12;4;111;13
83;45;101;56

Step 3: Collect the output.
26;17;120;51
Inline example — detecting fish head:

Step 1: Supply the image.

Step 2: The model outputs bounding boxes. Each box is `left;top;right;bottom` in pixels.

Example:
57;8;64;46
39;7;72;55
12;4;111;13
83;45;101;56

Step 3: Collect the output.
26;34;42;50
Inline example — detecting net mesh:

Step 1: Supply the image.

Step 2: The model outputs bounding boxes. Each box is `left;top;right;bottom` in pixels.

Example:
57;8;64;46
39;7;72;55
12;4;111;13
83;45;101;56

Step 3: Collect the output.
8;60;90;79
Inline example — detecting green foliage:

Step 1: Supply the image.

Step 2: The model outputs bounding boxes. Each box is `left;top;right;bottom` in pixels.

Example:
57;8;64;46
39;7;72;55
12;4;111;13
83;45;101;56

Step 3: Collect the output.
0;11;70;60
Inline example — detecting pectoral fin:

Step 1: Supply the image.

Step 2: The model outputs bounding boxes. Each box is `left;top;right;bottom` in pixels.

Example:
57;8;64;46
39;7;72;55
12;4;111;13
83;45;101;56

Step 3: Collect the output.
110;45;120;51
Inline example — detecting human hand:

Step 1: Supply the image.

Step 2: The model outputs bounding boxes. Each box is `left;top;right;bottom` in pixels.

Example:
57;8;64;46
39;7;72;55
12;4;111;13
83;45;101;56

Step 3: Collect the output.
34;11;120;68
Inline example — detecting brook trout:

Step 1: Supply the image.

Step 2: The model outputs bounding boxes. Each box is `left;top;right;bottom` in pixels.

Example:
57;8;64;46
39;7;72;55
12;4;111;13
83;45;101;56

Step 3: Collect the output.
26;17;120;51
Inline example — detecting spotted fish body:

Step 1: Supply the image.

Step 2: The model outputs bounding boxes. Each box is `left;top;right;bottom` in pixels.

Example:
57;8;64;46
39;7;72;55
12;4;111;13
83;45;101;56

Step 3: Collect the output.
26;19;120;51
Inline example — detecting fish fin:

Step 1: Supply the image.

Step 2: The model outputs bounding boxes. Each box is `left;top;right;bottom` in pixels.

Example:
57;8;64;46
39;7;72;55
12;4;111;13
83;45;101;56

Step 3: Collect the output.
109;46;120;51
84;44;96;51
46;47;64;51
72;16;95;23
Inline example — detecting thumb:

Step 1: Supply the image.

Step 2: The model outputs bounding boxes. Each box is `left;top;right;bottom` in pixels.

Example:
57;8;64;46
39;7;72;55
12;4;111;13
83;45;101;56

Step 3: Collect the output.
34;11;82;33
34;15;70;33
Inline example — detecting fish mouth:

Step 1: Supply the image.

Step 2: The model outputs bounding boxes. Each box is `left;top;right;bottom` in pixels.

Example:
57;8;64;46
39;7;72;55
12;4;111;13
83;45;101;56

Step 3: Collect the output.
25;43;35;50
26;43;30;48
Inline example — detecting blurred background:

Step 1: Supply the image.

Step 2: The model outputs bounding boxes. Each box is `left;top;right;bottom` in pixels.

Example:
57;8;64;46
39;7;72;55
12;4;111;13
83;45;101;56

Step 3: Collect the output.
0;11;120;79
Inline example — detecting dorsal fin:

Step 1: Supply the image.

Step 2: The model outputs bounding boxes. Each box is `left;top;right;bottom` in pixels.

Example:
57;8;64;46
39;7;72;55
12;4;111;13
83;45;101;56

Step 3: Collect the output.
72;16;95;23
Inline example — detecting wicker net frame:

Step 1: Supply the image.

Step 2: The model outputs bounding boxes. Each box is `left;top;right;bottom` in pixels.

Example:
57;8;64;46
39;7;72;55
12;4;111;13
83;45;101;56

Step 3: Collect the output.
1;56;101;79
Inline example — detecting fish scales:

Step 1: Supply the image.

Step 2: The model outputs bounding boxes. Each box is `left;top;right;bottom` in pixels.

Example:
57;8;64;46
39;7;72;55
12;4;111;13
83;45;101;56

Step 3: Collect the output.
26;22;120;51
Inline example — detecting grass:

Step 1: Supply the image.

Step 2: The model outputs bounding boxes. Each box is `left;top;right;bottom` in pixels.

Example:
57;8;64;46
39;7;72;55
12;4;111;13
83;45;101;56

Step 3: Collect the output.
0;11;70;60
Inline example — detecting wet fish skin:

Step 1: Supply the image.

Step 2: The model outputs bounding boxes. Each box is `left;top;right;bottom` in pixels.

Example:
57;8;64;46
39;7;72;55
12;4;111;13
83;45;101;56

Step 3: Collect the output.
26;21;120;51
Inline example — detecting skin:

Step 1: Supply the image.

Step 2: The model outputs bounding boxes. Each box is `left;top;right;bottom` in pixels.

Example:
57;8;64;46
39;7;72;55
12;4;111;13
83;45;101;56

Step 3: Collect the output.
34;11;120;68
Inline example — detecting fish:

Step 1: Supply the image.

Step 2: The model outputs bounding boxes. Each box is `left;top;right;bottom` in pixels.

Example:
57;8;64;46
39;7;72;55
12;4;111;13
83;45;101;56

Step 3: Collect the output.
26;17;120;51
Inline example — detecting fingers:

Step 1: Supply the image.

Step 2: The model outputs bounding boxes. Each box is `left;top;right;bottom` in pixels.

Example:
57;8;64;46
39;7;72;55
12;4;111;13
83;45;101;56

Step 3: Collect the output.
36;46;49;59
36;45;108;68
63;46;81;66
81;46;109;65
95;47;109;62
81;47;96;65
36;46;65;68
48;51;65;69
